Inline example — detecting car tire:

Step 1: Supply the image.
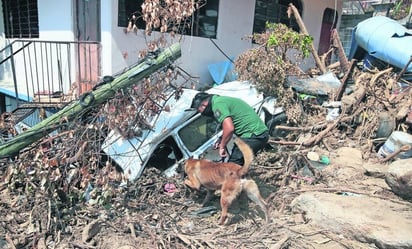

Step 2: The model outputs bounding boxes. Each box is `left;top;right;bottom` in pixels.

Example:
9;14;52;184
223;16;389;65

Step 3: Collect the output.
266;112;289;140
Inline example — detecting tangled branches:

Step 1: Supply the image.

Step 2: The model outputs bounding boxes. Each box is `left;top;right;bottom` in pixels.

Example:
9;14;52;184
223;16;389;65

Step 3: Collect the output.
347;67;407;142
234;23;312;125
127;0;207;38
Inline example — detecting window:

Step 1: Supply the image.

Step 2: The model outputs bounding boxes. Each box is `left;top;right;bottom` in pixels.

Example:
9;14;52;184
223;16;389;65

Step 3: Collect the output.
1;0;39;38
191;0;219;38
253;0;301;34
118;0;219;38
178;115;219;152
118;0;145;29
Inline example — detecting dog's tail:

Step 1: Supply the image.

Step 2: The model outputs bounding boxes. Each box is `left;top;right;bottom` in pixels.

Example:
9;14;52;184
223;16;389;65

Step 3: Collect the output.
235;137;254;177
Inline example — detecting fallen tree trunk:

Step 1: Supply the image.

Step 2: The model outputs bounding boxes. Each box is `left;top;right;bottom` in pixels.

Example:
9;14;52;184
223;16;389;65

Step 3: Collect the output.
288;3;326;74
0;43;182;158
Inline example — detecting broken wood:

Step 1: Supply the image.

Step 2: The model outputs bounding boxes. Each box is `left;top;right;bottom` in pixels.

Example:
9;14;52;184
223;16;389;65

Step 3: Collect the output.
288;3;326;74
274;123;328;132
341;68;392;113
332;29;350;73
0;43;181;158
271;235;290;249
270;108;363;147
396;55;412;82
303;118;340;146
326;61;341;70
320;48;334;69
335;59;357;101
379;144;412;163
269;121;338;147
341;85;366;114
395;96;412;120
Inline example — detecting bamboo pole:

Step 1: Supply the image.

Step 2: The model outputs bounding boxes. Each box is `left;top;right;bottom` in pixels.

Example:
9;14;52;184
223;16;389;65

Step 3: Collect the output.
288;3;326;73
0;43;181;158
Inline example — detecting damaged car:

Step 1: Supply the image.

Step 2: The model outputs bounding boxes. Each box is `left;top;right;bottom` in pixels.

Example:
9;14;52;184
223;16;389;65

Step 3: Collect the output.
102;80;286;182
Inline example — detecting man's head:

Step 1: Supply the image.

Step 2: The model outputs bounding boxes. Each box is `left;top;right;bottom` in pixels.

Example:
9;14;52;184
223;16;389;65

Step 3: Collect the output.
191;92;211;113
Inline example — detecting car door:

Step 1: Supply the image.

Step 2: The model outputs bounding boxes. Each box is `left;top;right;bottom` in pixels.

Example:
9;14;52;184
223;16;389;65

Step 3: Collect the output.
176;113;235;162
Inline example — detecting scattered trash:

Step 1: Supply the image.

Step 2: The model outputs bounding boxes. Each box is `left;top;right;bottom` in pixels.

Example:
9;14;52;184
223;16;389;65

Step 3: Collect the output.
66;167;79;184
307;152;330;166
322;101;342;108
189;206;218;217
322;101;341;121
337;192;362;197
325;108;340;121
164;183;177;193
84;183;94;202
291;174;315;184
377;131;412;159
319;155;330;165
287;71;342;97
307;151;320;161
375;112;396;138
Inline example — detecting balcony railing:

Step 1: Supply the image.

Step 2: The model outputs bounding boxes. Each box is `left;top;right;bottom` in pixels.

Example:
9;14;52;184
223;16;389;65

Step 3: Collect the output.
0;39;101;108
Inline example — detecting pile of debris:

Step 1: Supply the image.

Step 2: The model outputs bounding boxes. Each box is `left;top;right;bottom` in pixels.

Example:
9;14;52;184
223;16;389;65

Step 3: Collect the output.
1;15;412;249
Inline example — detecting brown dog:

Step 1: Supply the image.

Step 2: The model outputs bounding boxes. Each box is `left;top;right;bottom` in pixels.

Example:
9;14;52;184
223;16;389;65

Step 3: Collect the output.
184;137;269;225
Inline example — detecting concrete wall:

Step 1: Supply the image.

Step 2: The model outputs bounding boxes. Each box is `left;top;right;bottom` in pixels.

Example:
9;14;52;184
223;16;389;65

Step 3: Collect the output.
37;0;74;40
0;0;342;89
105;0;342;88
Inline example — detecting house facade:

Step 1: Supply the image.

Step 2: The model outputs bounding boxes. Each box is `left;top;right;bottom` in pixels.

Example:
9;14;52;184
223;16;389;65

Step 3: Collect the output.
0;0;342;104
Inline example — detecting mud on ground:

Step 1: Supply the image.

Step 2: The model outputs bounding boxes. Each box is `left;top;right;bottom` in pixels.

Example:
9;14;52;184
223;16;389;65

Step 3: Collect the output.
0;138;406;249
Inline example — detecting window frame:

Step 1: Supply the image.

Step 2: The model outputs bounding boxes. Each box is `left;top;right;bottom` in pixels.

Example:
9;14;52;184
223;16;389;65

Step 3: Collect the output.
253;0;302;34
2;0;39;38
178;115;219;152
118;0;219;39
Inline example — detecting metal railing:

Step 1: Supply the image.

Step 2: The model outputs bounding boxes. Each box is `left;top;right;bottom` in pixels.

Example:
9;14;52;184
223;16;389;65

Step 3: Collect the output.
342;0;378;15
0;39;101;107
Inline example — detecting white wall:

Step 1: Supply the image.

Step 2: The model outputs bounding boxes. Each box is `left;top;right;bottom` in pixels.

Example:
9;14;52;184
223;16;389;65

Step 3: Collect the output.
303;0;342;49
103;0;250;86
104;0;342;88
101;1;114;78
178;0;256;87
0;0;75;98
0;2;7;81
296;0;342;71
38;0;74;41
0;0;342;91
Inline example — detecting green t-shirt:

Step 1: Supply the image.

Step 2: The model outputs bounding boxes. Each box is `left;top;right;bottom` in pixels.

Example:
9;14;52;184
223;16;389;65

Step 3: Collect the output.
211;95;268;138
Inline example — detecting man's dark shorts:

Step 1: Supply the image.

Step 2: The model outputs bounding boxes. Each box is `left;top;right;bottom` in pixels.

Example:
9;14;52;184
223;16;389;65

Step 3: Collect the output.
228;131;269;165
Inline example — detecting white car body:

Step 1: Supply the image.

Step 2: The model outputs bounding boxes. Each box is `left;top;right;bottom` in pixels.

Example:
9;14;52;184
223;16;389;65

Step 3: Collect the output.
102;80;282;182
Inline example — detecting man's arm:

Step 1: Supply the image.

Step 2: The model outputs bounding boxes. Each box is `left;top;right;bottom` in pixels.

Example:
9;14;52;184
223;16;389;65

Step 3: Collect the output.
219;117;234;157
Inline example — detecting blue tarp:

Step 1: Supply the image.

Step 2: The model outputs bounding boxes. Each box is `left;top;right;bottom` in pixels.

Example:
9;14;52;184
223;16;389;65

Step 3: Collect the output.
349;16;412;72
208;59;236;85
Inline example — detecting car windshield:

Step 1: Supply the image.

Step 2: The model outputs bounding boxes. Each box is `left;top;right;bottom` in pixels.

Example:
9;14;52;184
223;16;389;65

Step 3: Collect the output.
178;115;219;152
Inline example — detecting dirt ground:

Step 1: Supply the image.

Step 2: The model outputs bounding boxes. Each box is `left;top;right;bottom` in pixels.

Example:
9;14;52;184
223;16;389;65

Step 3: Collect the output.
1;32;412;249
0;138;404;249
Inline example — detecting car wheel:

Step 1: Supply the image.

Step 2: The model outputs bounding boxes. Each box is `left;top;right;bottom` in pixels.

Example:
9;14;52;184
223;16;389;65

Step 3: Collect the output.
266;112;289;140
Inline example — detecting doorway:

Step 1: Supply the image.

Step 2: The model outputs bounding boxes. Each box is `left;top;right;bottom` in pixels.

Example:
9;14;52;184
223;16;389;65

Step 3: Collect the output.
74;0;101;94
318;8;338;65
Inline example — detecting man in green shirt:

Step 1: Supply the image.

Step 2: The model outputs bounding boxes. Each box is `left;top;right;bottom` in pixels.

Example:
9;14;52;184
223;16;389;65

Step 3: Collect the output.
191;92;269;165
